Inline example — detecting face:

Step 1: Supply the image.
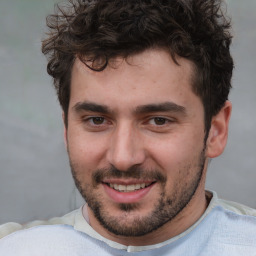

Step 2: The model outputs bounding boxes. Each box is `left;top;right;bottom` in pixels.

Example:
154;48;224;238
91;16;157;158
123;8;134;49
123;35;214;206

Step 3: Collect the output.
66;49;208;240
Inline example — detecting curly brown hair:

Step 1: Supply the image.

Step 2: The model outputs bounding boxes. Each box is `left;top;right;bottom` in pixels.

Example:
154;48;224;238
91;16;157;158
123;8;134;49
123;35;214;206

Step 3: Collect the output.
42;0;233;132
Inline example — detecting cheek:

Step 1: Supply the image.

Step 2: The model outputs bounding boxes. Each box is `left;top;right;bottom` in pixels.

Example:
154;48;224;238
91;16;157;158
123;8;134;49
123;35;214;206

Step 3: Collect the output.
146;130;205;175
67;130;108;169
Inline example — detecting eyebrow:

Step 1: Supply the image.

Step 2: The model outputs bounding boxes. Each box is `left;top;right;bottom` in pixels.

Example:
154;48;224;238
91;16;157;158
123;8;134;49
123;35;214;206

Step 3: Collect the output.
72;102;110;114
135;102;187;115
72;101;186;116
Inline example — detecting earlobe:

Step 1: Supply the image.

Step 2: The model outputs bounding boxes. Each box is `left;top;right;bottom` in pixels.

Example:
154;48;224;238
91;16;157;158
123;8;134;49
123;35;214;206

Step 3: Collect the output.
206;101;232;158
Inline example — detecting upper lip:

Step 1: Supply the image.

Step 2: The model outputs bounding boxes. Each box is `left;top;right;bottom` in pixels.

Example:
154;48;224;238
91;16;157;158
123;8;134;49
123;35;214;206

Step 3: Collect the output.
102;179;155;185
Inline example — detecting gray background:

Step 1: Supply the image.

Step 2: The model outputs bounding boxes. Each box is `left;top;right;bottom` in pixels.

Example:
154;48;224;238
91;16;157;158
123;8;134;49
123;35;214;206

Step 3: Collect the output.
0;0;255;224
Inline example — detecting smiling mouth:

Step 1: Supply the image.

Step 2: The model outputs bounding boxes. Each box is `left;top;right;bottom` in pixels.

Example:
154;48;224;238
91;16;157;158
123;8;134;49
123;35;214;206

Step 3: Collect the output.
105;182;154;192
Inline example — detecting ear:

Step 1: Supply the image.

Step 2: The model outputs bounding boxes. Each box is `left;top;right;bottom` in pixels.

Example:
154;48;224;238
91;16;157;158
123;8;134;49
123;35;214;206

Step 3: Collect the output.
62;112;68;149
206;101;232;158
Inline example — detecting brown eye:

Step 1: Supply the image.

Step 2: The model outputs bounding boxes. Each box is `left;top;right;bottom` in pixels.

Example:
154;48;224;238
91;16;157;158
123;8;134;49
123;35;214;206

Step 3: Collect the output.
91;117;105;125
153;117;167;125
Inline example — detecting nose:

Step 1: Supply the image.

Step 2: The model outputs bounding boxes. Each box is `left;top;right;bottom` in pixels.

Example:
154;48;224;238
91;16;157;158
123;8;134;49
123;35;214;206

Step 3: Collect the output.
106;122;146;171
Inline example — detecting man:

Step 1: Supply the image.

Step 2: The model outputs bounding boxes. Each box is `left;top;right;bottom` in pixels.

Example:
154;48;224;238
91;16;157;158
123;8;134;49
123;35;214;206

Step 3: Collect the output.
0;0;255;254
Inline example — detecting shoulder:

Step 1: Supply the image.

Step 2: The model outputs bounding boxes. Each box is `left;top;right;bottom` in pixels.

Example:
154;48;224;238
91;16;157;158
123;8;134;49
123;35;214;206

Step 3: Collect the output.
0;224;110;256
208;190;256;217
214;196;256;227
0;208;79;239
209;195;256;247
218;199;256;216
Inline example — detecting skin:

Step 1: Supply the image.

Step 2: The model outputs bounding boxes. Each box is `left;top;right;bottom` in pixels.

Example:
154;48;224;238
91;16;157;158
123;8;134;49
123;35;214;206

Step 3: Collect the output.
65;48;231;246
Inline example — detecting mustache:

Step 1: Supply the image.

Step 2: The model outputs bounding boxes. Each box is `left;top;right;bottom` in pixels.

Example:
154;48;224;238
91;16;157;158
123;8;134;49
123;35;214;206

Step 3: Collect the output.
92;166;167;184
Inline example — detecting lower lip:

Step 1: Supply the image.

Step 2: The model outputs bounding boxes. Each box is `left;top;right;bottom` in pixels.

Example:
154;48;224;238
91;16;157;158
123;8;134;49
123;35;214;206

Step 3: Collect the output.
102;183;155;204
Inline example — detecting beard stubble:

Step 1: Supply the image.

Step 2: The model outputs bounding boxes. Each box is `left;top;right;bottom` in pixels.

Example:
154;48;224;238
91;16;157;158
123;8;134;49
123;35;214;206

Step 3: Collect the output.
69;148;206;237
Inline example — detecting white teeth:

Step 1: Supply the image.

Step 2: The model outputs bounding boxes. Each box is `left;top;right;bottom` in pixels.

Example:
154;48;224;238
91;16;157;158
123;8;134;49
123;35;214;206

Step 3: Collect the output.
118;185;126;191
127;185;135;191
109;183;147;192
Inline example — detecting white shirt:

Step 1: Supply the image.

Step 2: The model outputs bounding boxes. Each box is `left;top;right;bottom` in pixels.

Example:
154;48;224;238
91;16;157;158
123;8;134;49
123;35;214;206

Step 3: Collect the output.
0;191;256;255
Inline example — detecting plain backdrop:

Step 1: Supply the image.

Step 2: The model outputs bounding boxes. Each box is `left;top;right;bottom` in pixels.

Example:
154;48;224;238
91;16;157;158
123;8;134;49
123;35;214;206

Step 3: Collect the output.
0;0;255;224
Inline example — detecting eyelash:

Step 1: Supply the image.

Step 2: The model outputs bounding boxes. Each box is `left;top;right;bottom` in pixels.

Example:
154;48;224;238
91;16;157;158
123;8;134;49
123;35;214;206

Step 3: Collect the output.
83;116;109;126
147;117;172;126
81;116;175;132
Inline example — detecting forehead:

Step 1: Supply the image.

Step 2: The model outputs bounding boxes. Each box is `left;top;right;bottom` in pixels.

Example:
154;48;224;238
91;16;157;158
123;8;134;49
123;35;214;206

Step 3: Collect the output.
74;49;194;81
69;49;199;112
